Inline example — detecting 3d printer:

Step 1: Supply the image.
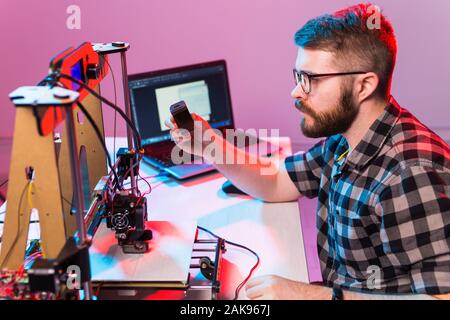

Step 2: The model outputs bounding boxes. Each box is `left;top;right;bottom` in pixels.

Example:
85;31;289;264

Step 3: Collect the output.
0;41;225;301
0;41;153;299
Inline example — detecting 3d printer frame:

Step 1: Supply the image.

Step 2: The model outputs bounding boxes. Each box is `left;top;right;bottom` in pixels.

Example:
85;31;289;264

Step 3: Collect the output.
0;41;151;300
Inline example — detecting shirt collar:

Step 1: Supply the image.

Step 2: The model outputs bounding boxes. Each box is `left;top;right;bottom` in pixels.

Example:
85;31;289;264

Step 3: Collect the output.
341;96;402;169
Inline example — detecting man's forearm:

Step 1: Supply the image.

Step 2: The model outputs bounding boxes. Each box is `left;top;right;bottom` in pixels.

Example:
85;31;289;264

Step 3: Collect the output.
202;131;280;200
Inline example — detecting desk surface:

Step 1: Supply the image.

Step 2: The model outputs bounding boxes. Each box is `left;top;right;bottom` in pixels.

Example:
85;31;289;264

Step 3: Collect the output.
91;220;197;284
105;137;309;299
0;136;310;300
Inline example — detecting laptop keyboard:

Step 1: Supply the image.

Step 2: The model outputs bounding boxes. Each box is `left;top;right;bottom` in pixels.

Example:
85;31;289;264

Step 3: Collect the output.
144;152;203;169
144;154;174;168
159;153;175;166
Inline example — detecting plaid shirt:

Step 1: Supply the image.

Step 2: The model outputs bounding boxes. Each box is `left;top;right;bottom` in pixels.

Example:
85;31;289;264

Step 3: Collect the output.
285;97;450;294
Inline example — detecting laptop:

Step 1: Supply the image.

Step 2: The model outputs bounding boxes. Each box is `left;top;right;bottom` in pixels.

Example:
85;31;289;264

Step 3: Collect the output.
128;60;277;179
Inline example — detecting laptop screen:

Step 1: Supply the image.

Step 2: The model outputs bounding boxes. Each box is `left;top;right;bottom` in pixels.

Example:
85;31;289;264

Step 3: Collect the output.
128;60;234;146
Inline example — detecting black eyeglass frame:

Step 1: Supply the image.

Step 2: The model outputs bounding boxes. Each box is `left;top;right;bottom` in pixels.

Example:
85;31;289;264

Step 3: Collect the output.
293;69;368;94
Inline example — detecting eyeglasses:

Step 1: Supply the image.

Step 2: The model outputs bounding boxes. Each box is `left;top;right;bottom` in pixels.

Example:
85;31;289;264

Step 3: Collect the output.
293;69;368;94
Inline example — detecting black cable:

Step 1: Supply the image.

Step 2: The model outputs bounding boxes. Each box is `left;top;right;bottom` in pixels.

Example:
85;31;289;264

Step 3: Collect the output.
75;100;121;190
0;182;30;267
119;153;144;189
0;180;9;203
121;171;170;187
0;179;8;188
0;220;39;224
99;55;118;164
197;225;260;300
54;79;121;191
138;172;152;195
61;196;72;207
58;70;144;192
57;73;142;151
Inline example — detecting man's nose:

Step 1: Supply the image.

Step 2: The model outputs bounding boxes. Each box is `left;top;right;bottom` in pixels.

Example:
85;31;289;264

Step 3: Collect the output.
291;83;307;100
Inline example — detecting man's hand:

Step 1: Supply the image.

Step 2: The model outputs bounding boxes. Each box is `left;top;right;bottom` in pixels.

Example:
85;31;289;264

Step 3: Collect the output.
245;275;331;300
164;112;217;158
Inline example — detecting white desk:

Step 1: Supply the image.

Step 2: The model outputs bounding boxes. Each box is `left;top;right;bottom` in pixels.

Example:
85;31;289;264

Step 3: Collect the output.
0;137;310;300
104;137;309;299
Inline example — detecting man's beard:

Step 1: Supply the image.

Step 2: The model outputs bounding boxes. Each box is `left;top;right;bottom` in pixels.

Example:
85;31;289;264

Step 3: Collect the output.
296;88;359;138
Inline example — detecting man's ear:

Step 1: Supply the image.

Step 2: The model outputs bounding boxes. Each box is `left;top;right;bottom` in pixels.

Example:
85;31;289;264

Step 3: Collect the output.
354;72;379;103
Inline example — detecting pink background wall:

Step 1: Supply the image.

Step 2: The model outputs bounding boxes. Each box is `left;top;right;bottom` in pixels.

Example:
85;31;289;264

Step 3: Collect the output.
1;0;449;145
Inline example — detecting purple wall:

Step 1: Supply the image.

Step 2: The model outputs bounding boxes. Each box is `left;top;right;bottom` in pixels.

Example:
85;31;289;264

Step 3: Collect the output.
1;0;450;145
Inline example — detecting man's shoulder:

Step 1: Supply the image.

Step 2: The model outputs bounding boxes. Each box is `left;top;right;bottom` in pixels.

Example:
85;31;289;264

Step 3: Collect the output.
385;107;449;170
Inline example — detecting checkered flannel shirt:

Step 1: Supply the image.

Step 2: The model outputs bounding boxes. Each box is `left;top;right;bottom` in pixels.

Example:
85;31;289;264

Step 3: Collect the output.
285;97;450;294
